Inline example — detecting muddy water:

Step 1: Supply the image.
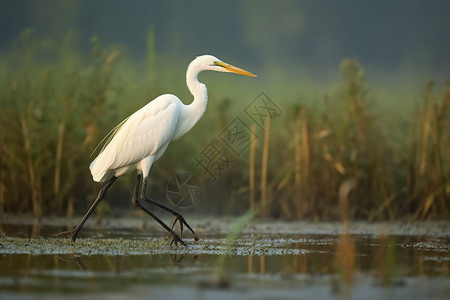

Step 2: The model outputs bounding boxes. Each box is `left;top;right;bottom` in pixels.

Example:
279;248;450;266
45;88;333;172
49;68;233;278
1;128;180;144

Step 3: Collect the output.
0;218;449;300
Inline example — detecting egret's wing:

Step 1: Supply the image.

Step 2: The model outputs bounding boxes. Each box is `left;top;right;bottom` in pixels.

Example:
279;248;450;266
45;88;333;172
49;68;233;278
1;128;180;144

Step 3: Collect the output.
104;96;181;169
90;95;181;181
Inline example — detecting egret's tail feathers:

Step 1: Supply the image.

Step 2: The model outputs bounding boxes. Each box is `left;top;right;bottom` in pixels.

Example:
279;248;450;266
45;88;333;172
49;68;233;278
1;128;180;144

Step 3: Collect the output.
90;158;102;182
90;156;113;182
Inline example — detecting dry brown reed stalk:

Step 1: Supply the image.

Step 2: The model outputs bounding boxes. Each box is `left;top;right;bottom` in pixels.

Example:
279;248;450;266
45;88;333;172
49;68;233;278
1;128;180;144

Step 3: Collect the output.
338;179;357;226
259;256;266;274
300;109;311;184
20;115;42;217
249;123;257;212
419;81;434;178
294;106;311;219
336;233;356;285
336;179;357;288
294;116;301;209
54;122;65;197
248;255;254;273
260;116;271;217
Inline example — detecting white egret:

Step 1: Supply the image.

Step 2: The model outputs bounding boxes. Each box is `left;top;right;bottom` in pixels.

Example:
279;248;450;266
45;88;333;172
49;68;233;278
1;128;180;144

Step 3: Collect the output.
56;55;256;245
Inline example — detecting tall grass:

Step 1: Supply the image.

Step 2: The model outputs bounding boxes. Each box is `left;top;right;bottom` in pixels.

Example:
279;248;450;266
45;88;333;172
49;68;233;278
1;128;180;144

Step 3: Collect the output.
264;60;449;221
0;31;448;220
0;33;122;218
409;80;450;219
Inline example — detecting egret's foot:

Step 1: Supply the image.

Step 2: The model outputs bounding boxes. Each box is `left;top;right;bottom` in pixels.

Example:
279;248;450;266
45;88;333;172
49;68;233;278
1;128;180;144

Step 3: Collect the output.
167;230;186;247
54;230;77;243
170;215;199;242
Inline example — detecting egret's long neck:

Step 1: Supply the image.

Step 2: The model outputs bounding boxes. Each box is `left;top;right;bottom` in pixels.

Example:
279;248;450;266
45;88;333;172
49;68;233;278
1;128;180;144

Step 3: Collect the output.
183;64;208;129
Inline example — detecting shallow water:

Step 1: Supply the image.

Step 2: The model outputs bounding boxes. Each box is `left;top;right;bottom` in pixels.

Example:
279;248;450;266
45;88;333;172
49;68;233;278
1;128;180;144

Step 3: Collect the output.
0;217;449;299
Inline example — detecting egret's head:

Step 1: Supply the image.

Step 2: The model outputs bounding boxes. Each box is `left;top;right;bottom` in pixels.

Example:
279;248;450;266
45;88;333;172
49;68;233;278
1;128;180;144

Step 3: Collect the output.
191;55;257;77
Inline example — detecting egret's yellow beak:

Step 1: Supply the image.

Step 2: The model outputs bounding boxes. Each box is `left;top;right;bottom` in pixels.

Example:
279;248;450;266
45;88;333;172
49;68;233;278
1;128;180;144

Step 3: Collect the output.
215;61;257;77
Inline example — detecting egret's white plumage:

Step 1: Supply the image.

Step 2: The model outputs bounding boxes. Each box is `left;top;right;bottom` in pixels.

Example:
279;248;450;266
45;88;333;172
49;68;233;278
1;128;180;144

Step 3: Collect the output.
57;55;255;245
90;95;181;182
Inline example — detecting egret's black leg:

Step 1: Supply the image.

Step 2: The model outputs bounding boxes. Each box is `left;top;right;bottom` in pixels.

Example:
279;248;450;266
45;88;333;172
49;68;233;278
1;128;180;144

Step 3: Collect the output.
140;176;199;241
55;176;117;243
132;174;186;246
170;216;184;239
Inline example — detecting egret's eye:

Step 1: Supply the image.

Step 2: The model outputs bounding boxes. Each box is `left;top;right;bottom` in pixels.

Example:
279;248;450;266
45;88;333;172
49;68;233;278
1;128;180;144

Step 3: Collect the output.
213;61;225;67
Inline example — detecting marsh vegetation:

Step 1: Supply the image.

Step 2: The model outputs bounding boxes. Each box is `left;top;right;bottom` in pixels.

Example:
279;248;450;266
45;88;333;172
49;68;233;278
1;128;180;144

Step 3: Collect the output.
0;31;448;221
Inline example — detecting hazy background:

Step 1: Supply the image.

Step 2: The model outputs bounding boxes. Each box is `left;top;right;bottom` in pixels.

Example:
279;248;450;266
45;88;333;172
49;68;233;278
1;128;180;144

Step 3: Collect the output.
2;0;449;82
0;0;449;220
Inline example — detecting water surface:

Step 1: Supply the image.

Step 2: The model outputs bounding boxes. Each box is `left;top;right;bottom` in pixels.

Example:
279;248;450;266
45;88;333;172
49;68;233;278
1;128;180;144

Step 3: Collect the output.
0;218;449;299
